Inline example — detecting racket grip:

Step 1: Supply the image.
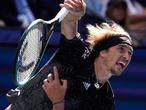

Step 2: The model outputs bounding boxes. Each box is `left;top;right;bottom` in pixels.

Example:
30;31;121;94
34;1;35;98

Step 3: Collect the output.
55;7;69;22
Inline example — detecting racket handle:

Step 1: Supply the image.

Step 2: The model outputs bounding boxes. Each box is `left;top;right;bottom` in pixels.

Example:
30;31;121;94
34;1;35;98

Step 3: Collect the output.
55;7;69;22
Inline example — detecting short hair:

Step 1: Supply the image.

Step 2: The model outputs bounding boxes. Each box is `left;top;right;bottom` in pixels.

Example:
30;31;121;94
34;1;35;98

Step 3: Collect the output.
86;22;132;49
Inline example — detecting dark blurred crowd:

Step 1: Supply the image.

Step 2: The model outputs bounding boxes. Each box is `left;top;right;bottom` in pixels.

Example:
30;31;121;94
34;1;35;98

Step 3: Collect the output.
0;0;63;28
83;0;146;47
0;0;146;47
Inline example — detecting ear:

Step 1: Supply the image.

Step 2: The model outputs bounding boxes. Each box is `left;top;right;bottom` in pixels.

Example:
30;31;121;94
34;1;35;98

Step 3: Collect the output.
99;50;108;58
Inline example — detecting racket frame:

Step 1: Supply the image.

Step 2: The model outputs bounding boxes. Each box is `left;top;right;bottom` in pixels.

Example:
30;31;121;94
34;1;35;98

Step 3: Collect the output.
14;19;58;86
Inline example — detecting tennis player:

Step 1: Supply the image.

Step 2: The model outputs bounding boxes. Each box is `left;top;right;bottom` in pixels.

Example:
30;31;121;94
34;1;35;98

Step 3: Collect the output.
42;0;133;110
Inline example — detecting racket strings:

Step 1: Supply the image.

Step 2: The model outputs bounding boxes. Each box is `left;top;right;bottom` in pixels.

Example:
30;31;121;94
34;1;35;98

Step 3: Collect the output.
17;24;46;85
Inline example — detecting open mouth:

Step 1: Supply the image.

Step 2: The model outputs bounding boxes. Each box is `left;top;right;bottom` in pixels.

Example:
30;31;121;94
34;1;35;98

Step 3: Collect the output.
116;61;126;69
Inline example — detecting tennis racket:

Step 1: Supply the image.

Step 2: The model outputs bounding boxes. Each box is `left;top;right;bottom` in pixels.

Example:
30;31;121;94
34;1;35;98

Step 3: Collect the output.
14;7;69;86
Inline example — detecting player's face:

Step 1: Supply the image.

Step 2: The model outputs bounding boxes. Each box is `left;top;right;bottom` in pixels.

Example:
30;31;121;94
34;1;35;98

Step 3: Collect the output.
103;44;133;76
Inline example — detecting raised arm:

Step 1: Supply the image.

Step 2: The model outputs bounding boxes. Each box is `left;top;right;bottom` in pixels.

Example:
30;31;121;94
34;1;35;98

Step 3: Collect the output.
60;0;86;39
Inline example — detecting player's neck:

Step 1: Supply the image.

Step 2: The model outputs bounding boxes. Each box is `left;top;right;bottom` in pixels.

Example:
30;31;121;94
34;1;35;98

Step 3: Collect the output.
94;60;112;84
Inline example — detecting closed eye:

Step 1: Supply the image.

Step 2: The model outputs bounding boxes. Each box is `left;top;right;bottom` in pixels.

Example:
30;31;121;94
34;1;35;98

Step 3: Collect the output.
118;47;125;53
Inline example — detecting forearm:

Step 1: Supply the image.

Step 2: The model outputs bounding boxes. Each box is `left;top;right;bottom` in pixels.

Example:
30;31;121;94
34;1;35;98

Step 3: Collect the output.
60;0;86;40
61;20;78;40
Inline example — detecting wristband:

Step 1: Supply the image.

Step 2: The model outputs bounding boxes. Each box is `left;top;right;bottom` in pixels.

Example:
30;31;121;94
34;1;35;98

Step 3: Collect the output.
53;99;64;105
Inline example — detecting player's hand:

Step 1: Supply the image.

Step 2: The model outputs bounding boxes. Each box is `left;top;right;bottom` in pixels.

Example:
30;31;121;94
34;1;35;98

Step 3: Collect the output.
60;0;86;22
42;66;67;104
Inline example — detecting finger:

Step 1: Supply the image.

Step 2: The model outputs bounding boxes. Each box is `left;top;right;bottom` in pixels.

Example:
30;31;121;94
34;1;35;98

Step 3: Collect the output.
42;84;46;90
68;0;84;8
61;0;80;11
47;73;53;82
42;84;50;95
43;79;49;87
53;66;59;82
72;0;83;12
73;0;82;6
71;0;82;7
63;3;75;11
42;84;47;92
60;0;83;8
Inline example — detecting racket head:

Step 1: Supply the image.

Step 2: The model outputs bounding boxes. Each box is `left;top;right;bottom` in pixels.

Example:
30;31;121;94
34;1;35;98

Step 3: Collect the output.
14;19;57;86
